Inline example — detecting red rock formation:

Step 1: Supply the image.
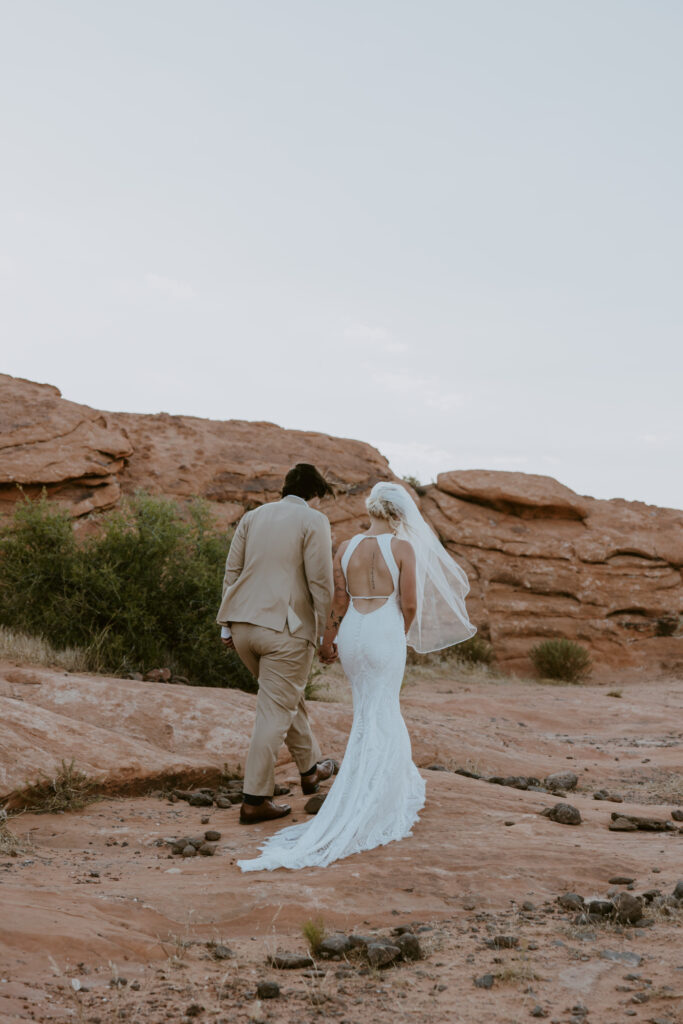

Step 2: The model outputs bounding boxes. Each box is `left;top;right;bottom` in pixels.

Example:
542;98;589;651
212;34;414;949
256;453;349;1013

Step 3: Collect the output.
0;374;394;537
424;470;682;675
1;375;681;676
0;376;133;516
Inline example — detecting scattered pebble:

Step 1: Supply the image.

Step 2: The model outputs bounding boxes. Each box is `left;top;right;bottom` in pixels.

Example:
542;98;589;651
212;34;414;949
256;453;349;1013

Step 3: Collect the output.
544;803;582;826
256;980;280;999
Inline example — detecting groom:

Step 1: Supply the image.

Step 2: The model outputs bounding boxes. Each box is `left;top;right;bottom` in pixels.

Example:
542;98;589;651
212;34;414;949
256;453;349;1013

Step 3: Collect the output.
217;463;338;824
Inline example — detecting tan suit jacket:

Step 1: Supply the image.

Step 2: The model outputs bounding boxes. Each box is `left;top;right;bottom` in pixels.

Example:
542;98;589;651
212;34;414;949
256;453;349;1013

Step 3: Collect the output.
216;495;334;645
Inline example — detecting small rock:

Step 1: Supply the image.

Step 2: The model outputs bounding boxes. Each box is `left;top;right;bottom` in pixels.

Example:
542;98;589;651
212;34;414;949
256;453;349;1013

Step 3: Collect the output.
318;934;352;959
188;793;214;808
531;1008;549;1019
200;816;210;825
454;767;481;779
522;901;536;912
609;816;638;832
130;980;141;991
366;941;400;968
145;668;172;682
609;811;674;832
547;802;582;825
613;892;643;924
600;949;642;966
673;880;683;900
558;893;584;911
211;944;234;960
395;932;422;961
426;764;448;771
185;1005;204;1018
182;844;198;857
672;809;683;822
485;935;519;949
110;977;128;988
215;797;232;809
503;776;529;790
267;953;314;970
348;934;373;948
474;973;494;989
204;830;221;842
608;876;635;885
256;980;280;999
304;793;327;815
198;842;217;856
586;900;614;917
545;771;578;793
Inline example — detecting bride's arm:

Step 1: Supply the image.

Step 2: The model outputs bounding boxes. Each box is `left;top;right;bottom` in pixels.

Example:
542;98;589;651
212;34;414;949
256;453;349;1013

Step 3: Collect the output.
393;538;417;634
319;542;350;663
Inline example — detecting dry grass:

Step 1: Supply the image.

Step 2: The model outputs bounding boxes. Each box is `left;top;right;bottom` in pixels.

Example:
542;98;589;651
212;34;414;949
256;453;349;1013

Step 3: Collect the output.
13;758;98;814
0;811;25;856
0;625;89;673
301;916;326;955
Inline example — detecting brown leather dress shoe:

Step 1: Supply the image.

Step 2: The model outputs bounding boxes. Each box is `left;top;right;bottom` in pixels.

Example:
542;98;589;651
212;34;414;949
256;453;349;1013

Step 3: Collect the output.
300;759;339;795
239;799;291;825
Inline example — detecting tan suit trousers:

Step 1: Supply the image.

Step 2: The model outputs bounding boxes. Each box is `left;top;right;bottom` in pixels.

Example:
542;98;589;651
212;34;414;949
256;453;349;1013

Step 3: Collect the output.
231;622;321;797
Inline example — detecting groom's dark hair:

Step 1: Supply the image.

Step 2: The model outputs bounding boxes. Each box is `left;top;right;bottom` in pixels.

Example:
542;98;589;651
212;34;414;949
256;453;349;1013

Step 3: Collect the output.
282;463;334;501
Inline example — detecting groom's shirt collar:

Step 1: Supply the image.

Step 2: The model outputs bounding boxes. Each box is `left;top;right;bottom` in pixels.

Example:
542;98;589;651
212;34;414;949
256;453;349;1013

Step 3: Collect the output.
282;494;308;507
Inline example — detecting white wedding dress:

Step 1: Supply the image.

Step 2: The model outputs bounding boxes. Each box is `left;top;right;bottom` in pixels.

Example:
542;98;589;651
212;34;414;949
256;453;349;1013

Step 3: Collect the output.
237;533;425;872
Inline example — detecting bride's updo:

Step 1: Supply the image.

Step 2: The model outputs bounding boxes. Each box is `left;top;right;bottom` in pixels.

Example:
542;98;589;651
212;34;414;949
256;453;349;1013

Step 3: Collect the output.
365;483;404;530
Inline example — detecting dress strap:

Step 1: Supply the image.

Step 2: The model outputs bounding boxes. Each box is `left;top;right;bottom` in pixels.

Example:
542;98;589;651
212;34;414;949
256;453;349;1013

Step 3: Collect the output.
376;533;400;589
340;534;365;580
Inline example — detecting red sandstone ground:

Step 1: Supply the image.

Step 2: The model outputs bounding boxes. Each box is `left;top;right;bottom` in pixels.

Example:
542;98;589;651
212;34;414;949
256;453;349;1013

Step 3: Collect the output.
1;661;682;1024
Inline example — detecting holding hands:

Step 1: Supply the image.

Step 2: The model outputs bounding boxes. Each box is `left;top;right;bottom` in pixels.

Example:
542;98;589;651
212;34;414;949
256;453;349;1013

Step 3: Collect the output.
318;640;338;665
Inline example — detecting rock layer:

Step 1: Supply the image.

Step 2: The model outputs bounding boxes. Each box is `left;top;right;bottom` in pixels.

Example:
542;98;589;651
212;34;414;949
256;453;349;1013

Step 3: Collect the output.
0;375;681;676
423;470;682;675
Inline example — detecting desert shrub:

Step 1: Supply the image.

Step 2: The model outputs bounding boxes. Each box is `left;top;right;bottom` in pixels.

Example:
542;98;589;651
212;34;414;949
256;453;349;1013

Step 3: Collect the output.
301;917;326;955
0;493;255;690
406;633;494;668
402;474;427;496
529;638;592;683
452;634;494;665
15;759;97;813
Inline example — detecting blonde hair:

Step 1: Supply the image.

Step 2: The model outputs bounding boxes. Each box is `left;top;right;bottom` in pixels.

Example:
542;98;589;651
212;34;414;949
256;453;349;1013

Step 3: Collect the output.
365;493;402;530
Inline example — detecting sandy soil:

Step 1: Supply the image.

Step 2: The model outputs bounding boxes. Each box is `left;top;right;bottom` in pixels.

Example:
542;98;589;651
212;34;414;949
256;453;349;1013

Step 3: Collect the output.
1;668;682;1024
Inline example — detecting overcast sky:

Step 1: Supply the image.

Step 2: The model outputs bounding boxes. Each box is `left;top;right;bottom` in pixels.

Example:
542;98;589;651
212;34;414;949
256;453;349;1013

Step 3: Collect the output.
2;1;681;509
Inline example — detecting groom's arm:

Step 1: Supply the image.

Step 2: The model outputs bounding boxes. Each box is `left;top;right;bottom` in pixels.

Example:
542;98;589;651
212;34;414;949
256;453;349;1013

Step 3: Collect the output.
222;514;250;594
303;514;334;633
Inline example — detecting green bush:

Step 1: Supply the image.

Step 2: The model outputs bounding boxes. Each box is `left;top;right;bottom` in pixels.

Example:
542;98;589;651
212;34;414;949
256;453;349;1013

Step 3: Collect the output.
452;634;494;665
0;493;255;691
529;638;592;683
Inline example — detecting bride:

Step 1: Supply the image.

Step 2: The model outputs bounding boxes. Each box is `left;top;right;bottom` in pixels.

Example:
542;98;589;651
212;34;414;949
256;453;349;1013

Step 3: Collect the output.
237;481;476;872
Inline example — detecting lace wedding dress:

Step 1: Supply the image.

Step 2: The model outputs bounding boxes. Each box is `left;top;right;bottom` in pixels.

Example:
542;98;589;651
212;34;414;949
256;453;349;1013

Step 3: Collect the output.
237;533;425;872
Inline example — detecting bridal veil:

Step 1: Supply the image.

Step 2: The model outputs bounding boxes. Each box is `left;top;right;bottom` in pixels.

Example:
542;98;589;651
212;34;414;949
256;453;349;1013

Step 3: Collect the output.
365;481;476;653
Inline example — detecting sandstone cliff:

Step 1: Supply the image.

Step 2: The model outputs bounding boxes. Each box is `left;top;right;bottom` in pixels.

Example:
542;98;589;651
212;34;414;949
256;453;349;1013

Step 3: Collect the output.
1;374;681;676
